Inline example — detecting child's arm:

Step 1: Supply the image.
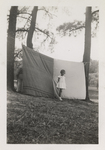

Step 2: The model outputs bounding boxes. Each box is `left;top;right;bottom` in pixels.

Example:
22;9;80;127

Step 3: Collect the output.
16;67;20;79
57;77;60;83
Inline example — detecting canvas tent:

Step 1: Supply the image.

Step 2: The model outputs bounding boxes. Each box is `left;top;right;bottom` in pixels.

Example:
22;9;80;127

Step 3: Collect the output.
22;45;86;99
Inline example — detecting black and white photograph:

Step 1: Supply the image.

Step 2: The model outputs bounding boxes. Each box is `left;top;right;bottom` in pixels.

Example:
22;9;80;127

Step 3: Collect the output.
0;0;105;149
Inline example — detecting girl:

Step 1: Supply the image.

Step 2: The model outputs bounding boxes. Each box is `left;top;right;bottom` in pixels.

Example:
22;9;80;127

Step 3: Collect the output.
57;69;66;101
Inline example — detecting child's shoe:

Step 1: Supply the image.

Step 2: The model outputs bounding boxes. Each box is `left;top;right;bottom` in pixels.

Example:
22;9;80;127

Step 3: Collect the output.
59;97;62;101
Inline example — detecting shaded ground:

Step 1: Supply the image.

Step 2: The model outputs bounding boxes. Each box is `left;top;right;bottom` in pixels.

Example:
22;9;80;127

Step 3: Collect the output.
7;88;98;144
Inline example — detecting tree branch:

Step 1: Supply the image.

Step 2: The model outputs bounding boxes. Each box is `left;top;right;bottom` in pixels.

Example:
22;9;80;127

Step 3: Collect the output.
17;12;32;16
16;26;54;41
17;16;28;19
16;29;29;32
38;8;57;17
69;25;85;33
41;35;49;44
92;10;99;15
35;27;53;39
24;15;32;28
35;27;46;34
14;50;22;59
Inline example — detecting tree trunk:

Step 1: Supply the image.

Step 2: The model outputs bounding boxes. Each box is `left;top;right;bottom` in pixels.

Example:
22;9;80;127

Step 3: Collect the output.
7;6;18;91
83;7;92;101
27;6;38;49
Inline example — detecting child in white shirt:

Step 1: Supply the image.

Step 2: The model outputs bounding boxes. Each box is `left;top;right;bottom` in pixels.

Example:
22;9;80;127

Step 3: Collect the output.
57;69;66;101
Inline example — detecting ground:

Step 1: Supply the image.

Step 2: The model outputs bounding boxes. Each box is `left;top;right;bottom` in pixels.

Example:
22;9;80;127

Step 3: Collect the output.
7;87;98;144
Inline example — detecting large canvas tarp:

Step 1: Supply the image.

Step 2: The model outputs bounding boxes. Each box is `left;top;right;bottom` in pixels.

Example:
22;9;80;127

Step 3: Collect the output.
23;45;86;99
23;45;54;98
53;59;86;99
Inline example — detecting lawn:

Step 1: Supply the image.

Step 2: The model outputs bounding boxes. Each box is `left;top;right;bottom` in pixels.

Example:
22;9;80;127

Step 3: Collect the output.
7;88;98;144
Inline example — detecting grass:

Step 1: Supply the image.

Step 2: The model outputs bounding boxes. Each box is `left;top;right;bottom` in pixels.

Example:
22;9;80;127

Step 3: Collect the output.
7;88;98;144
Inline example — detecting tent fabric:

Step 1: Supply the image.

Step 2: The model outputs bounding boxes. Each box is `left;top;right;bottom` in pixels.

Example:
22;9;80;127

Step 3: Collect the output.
23;45;54;98
22;45;86;99
53;59;86;99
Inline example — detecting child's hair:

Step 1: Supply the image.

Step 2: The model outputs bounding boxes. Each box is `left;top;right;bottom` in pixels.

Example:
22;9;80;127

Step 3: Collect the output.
60;69;66;74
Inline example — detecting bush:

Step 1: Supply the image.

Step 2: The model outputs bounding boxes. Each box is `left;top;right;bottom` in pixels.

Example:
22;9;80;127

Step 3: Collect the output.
89;73;98;87
89;60;98;73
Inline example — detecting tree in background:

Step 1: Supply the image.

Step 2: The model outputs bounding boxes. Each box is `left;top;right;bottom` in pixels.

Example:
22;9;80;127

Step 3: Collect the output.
7;6;18;90
56;8;99;38
83;7;92;101
27;6;38;48
7;6;99;98
13;6;56;59
56;7;99;101
7;6;57;90
16;6;56;49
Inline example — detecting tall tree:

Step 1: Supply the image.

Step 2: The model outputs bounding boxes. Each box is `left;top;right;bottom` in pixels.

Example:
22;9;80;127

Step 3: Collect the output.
7;6;57;90
7;6;18;90
83;7;92;101
56;7;97;100
16;7;56;49
27;6;38;48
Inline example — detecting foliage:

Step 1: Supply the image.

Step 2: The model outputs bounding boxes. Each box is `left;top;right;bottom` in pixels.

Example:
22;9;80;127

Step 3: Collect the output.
15;6;56;43
56;21;85;37
7;6;57;48
89;59;98;87
15;7;33;39
89;59;99;73
56;10;99;38
14;48;23;60
7;6;58;67
89;73;98;87
39;6;58;19
91;10;99;37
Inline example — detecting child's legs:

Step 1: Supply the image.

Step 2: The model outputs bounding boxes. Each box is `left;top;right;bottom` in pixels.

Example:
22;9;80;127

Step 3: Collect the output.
17;78;21;92
18;74;23;92
59;89;62;97
20;79;23;92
